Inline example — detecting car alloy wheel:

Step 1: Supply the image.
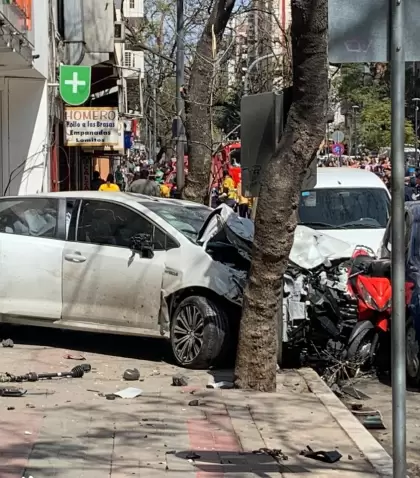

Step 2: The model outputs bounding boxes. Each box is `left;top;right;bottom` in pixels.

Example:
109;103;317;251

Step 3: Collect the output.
172;304;205;365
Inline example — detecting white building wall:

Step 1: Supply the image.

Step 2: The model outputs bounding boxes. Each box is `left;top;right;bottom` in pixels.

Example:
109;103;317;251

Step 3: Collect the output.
0;0;50;196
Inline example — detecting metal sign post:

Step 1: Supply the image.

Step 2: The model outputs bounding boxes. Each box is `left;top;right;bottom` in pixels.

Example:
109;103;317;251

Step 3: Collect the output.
390;0;406;476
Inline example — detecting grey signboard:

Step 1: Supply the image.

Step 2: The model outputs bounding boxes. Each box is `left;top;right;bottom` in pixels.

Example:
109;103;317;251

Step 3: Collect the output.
328;0;420;63
241;89;316;197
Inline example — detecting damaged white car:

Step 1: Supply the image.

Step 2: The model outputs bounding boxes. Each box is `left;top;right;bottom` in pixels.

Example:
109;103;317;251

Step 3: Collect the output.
0;192;357;369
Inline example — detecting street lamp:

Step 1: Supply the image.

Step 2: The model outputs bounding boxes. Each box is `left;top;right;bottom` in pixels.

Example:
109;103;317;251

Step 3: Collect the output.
412;98;420;165
352;105;360;157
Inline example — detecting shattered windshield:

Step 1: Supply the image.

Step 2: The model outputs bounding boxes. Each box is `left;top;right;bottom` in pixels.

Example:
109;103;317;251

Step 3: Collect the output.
143;201;211;242
298;188;390;229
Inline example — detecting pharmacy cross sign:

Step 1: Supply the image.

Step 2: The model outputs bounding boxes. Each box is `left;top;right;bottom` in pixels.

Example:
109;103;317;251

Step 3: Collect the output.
59;65;92;106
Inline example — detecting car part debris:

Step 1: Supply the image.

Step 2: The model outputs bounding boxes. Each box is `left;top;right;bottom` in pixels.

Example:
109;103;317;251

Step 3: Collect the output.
340;385;370;400
0;364;90;383
172;374;188;386
252;448;288;461
188;399;199;406
0;386;27;397
206;381;234;389
123;368;140;381
362;414;386;430
64;353;85;360
185;452;201;460
2;339;14;348
352;409;386;429
300;446;342;463
114;387;143;399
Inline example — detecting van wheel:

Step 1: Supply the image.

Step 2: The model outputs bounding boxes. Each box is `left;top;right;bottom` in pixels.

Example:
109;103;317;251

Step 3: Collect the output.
170;295;229;369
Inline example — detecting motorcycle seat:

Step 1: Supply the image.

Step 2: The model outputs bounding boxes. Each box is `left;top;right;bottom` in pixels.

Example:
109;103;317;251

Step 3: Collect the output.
367;259;391;278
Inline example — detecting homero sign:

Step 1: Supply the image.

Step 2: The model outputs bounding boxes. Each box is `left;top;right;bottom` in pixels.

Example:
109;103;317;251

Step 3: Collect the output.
59;65;92;106
64;107;119;147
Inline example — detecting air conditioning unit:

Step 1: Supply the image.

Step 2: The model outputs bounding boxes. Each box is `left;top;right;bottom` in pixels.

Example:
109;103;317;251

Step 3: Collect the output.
114;21;125;42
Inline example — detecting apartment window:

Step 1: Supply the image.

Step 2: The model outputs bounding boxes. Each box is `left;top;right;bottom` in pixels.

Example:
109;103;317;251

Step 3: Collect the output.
129;0;135;8
124;51;133;68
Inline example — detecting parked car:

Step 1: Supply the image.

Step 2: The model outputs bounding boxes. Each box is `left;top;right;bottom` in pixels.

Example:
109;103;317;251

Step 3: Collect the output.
0;192;245;369
298;167;391;252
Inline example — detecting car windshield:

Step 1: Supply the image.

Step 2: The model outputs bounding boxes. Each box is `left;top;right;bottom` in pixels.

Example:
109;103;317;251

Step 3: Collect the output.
298;188;390;229
142;201;212;242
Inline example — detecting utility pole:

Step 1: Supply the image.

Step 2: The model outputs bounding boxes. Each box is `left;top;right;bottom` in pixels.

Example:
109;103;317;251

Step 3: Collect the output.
391;0;406;476
413;97;420;165
175;0;185;191
352;105;359;156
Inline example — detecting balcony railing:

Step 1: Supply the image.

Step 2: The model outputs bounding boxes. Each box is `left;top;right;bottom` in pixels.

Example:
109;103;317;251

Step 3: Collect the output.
0;0;34;46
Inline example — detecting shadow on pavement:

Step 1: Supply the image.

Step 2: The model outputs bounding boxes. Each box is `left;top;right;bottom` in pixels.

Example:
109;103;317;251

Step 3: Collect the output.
0;323;173;363
0;392;379;477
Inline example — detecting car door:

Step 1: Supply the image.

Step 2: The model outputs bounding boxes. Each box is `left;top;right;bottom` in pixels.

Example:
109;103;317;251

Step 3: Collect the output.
0;197;65;320
62;198;170;330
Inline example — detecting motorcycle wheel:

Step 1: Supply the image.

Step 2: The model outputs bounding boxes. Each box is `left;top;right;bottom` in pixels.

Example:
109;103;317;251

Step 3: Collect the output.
406;318;420;387
346;327;376;375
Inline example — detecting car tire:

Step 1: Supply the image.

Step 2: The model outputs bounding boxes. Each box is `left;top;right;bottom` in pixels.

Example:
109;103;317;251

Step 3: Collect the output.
406;318;420;387
170;295;229;369
346;327;376;375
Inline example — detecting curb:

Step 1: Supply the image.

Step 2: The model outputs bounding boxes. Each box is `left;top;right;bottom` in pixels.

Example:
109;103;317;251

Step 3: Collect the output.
299;367;393;477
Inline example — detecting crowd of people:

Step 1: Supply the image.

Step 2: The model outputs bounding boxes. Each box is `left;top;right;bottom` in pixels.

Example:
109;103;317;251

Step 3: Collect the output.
89;156;252;216
318;154;420;201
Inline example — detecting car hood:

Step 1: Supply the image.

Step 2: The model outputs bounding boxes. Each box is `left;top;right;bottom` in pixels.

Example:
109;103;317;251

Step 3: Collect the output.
197;205;355;270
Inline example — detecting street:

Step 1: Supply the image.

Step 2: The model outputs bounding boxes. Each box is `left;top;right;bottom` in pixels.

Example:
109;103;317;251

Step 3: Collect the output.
0;324;381;478
341;376;420;477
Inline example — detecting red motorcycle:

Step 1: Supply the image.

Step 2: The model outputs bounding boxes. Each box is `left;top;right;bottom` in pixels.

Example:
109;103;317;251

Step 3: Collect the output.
346;246;414;371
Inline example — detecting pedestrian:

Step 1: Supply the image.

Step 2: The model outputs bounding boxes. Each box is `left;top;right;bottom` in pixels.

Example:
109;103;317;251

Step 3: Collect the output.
98;173;121;192
91;170;104;191
115;165;125;191
236;181;249;218
127;168;161;196
220;169;236;208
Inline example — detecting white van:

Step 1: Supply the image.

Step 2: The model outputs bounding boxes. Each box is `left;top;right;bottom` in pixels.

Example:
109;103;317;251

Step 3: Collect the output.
297;168;391;251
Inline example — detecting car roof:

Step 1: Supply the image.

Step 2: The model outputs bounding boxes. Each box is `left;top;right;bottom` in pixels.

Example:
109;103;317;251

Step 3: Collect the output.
314;167;388;189
1;191;212;209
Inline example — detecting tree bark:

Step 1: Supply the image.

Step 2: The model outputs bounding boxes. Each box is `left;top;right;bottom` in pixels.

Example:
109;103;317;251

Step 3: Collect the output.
183;0;235;204
234;0;328;392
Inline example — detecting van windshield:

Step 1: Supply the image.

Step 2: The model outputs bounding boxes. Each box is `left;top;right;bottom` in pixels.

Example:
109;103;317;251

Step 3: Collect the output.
298;188;390;229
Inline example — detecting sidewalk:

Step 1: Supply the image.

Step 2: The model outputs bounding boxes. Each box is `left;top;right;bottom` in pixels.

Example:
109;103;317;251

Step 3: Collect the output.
0;339;387;477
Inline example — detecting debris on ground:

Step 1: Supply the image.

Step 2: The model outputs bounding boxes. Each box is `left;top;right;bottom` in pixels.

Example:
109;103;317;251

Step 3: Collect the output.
351;409;386;429
2;339;14;348
252;448;288;461
340;384;371;400
185;452;201;460
172;374;188;386
114;387;143;399
0;386;27;397
0;364;90;383
188;399;200;406
300;445;342;463
123;368;140;381
206;381;234;389
64;353;85;360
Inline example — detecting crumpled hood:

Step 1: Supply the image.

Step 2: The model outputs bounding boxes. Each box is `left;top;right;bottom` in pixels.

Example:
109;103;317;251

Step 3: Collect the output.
198;205;355;270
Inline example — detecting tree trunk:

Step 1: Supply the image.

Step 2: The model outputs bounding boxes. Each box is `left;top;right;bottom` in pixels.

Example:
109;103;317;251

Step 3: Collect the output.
183;0;235;204
234;0;328;392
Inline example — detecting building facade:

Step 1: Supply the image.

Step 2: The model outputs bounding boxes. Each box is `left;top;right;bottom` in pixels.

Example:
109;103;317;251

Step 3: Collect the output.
0;0;50;196
0;0;144;196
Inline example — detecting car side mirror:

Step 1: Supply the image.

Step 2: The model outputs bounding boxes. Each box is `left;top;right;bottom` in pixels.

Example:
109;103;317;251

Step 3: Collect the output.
130;233;154;259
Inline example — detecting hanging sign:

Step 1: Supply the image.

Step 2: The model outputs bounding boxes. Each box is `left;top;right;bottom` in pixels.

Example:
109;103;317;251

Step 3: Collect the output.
64;107;119;147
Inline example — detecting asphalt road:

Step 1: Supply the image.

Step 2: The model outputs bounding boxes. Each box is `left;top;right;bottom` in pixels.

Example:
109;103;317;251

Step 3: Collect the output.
342;376;420;477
